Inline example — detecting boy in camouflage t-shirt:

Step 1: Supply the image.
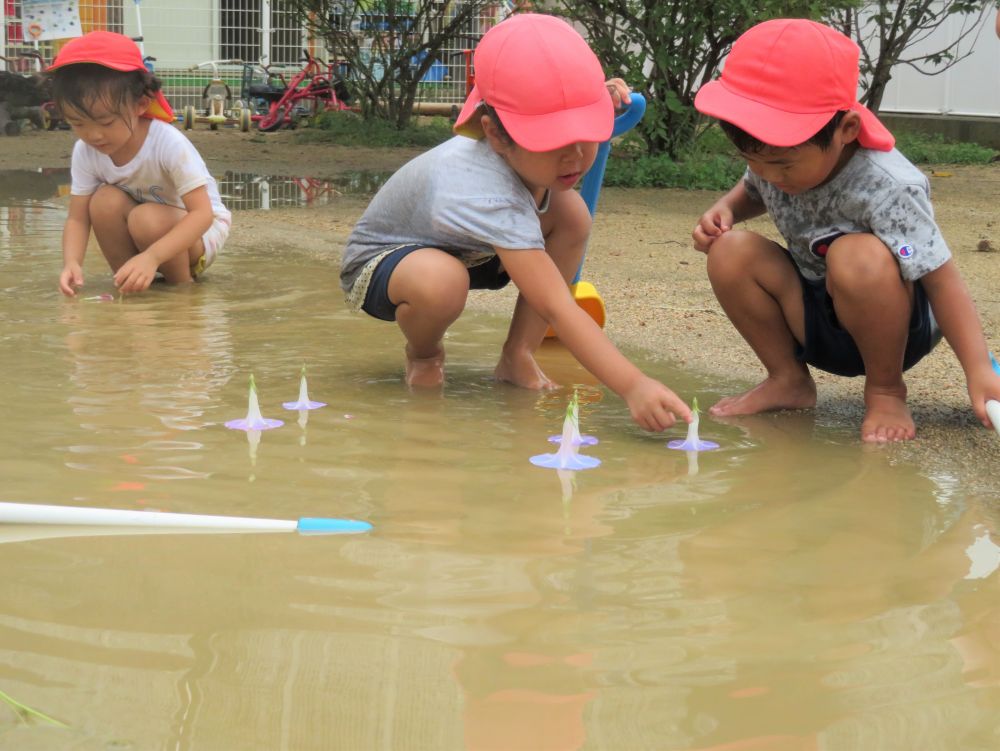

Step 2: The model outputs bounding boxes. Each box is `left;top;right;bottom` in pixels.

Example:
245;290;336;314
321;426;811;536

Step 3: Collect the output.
691;18;1000;443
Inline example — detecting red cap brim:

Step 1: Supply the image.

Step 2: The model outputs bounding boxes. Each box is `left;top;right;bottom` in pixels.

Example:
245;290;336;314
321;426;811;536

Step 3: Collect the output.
453;85;613;152
696;79;894;152
496;92;613;152
695;79;834;148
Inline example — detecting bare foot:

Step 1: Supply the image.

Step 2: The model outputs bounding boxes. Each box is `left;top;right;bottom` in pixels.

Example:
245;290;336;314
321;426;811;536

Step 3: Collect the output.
494;350;557;390
709;373;817;417
406;346;445;388
861;385;914;443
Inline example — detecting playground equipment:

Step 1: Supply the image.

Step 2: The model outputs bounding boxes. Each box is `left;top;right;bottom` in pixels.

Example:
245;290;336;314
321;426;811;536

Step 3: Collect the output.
545;92;647;336
182;60;251;132
246;50;351;132
576;92;647;326
0;52;53;134
0;66;44;134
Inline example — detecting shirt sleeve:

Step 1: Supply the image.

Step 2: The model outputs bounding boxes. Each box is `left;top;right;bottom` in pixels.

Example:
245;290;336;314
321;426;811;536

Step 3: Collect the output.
868;183;951;281
160;131;210;198
69;140;102;196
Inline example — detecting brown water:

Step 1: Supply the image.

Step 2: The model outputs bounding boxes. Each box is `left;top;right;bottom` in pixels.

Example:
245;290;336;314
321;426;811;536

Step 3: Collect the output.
1;174;999;750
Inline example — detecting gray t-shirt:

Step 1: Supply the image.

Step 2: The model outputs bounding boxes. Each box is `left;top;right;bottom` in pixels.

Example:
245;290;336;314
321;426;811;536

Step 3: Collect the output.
340;136;547;291
744;148;950;282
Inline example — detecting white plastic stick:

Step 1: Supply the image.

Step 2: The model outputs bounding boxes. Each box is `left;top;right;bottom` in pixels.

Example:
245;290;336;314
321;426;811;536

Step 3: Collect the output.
986;399;1000;436
0;502;371;534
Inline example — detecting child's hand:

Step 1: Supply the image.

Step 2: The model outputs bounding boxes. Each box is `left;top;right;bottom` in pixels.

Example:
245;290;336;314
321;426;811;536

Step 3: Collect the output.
966;363;1000;429
693;207;734;253
605;78;632;111
59;262;84;297
623;376;693;432
114;252;160;294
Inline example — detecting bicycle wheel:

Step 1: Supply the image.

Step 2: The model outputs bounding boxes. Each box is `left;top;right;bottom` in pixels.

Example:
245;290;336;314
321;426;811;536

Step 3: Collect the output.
257;104;288;132
238;107;252;132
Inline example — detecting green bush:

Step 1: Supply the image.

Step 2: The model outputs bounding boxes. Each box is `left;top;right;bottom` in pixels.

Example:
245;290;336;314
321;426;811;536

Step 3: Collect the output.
603;129;745;190
296;114;996;189
299;111;454;148
603;125;997;190
604;151;745;191
893;130;997;165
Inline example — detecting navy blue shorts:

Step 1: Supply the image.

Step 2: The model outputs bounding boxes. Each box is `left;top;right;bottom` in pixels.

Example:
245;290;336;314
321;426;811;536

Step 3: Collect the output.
792;260;937;377
361;244;511;321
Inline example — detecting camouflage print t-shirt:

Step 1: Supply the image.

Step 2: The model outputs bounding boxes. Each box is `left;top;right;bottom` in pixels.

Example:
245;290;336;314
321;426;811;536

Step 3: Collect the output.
743;148;950;283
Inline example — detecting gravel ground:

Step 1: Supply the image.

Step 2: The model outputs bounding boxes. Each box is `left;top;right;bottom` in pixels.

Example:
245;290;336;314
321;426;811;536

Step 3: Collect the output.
4;127;999;491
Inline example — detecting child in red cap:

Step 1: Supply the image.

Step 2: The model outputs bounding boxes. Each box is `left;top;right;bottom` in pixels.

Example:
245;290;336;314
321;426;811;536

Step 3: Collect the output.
341;13;690;432
48;31;231;295
692;18;1000;443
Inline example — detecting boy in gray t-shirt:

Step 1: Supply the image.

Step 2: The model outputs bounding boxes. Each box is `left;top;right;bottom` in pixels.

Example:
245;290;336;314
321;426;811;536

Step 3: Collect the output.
341;14;692;433
692;19;1000;443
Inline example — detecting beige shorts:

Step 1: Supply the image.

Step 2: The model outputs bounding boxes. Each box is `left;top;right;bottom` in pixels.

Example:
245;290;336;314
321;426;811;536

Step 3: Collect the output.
193;215;231;277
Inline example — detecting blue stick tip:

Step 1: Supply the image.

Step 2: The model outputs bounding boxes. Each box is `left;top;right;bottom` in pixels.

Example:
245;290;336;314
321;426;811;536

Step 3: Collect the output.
296;518;373;535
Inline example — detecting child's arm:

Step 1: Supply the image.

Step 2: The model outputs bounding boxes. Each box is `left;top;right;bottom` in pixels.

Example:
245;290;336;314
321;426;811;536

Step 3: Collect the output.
498;246;693;431
60;194;92;297
692;179;766;253
114;186;215;293
920;259;1000;427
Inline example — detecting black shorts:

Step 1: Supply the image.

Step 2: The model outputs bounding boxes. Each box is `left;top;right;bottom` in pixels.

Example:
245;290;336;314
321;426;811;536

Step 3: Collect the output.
793;261;938;377
361;245;511;321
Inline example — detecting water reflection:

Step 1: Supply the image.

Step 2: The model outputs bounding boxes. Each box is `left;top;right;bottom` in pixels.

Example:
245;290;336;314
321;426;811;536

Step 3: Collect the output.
217;169;392;210
0;176;997;749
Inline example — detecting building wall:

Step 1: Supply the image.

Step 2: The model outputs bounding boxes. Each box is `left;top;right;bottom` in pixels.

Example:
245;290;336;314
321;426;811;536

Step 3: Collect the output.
877;5;1000;118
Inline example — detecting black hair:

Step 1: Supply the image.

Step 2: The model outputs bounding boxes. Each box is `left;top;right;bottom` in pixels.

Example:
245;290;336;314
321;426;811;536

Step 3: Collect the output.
720;110;848;153
47;63;162;121
480;101;514;145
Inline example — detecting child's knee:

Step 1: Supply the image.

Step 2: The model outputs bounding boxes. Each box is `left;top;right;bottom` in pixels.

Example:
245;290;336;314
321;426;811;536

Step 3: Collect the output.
566;197;593;239
125;202;158;240
826;234;900;292
393;252;470;313
543;190;592;247
88;184;132;223
705;230;767;279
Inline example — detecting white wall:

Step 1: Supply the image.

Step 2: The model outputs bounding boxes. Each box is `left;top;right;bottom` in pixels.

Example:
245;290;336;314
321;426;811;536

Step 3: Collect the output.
874;6;1000;117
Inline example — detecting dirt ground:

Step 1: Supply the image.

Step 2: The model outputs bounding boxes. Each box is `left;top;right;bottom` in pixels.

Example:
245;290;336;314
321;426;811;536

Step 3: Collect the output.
4;126;1000;489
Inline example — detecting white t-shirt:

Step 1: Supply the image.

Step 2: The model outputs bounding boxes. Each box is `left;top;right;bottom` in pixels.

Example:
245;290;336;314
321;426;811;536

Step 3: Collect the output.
340;136;547;291
70;119;230;224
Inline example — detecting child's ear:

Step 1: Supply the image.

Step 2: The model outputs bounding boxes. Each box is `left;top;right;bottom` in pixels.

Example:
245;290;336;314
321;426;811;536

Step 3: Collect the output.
481;114;508;153
838;111;862;144
135;94;153;117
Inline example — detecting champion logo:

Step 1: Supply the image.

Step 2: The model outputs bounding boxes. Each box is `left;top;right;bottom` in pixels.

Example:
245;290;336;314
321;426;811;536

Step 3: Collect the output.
897;244;914;258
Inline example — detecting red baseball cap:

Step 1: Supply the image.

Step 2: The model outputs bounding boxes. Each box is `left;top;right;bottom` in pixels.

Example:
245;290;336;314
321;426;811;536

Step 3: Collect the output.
694;19;893;151
49;31;174;123
454;14;612;152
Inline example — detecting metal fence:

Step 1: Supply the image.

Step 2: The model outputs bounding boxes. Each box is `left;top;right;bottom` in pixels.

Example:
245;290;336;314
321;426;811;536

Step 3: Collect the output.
1;0;513;117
